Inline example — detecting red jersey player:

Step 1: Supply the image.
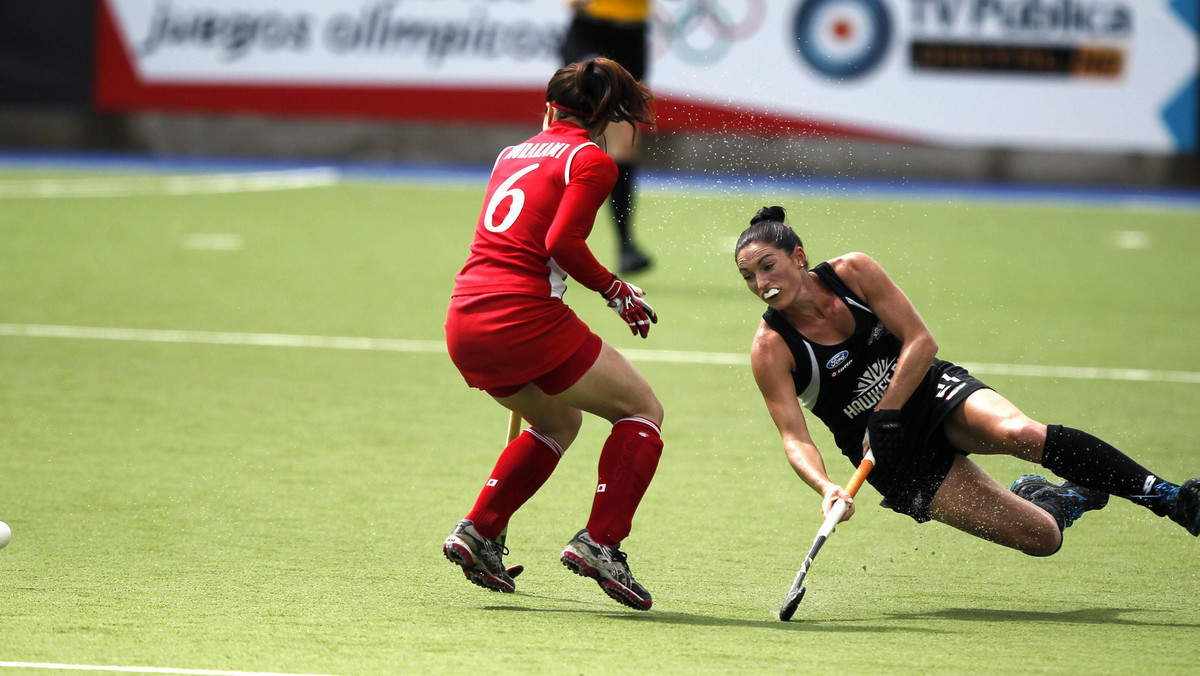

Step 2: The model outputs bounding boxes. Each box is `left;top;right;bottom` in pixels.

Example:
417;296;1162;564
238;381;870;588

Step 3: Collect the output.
443;58;662;610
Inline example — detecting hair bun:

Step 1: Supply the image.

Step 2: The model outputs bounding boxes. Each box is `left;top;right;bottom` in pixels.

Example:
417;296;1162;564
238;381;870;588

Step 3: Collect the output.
750;205;786;226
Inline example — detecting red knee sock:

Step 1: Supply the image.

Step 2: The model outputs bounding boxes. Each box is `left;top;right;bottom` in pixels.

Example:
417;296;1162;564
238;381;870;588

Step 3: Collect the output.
586;417;663;546
466;428;563;540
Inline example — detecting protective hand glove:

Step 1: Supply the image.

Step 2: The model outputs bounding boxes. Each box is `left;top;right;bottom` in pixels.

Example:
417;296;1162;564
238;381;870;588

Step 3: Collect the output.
601;275;658;338
864;409;904;467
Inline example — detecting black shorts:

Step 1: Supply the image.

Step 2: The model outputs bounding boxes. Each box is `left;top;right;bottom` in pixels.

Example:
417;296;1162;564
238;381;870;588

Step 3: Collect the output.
865;360;990;523
561;14;648;81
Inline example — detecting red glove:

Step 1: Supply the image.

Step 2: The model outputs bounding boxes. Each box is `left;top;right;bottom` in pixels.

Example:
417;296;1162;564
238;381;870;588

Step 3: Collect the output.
601;276;658;338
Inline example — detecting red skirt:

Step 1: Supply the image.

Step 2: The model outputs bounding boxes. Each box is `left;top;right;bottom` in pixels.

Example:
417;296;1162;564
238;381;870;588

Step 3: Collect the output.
445;292;596;391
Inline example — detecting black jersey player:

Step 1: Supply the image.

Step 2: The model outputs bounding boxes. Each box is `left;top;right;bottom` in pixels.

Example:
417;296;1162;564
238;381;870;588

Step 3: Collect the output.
735;206;1199;555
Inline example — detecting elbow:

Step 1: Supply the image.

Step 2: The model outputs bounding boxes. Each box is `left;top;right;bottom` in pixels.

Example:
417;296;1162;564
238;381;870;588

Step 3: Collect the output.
546;235;582;265
910;326;937;357
908;332;937;364
545;238;567;262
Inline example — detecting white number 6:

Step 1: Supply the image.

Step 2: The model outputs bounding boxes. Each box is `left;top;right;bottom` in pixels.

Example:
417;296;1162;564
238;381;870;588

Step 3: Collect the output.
484;163;540;233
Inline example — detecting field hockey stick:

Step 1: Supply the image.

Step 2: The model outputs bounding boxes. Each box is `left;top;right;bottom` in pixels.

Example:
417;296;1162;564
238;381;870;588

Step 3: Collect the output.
501;409;525;579
778;451;874;621
506;409;522;446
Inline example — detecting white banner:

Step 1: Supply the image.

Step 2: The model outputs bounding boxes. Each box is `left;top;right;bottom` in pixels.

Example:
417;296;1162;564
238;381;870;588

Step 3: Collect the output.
102;0;1198;153
107;0;568;85
651;0;1198;152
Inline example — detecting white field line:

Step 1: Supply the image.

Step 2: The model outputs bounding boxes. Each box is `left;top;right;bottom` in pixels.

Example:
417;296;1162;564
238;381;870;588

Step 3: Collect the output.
182;233;245;251
0;662;335;676
0;168;340;198
0;324;444;354
1;323;1198;385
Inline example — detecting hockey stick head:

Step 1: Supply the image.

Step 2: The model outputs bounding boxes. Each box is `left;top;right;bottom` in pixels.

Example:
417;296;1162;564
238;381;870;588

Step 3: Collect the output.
775;458;875;622
778;586;806;621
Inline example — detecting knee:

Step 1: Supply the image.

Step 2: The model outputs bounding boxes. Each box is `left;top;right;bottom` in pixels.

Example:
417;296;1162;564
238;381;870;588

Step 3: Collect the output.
534;409;583;450
614;385;663;428
1017;514;1063;557
640;394;664;428
1022;538;1062;558
996;417;1047;461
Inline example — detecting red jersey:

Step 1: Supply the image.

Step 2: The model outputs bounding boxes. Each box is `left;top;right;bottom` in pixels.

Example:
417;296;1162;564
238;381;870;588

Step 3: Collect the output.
445;121;617;392
452;121;616;299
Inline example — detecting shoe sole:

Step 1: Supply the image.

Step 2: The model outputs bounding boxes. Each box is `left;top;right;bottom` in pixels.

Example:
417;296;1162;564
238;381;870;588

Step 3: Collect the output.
443;539;515;593
560;549;652;611
1175;481;1200;536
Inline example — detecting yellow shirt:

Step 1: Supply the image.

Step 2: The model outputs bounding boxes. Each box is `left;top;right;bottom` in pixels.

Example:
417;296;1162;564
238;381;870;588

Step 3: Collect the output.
580;0;650;24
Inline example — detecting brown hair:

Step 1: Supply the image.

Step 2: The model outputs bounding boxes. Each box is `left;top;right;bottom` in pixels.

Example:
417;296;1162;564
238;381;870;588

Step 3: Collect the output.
546;57;654;130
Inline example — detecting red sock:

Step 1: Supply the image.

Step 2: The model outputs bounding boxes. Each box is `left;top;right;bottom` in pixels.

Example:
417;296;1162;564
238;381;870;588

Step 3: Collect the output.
466;428;563;540
586;417;663;546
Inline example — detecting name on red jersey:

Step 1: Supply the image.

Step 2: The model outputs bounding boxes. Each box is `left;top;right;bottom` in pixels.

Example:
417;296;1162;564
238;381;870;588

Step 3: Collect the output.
502;142;572;160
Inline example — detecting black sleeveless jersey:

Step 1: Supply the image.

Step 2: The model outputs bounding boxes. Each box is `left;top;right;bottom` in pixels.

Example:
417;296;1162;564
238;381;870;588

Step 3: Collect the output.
762;262;904;462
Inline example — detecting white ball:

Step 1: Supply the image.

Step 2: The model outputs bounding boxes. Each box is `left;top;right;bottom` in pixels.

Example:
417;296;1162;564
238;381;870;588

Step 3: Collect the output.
0;521;11;549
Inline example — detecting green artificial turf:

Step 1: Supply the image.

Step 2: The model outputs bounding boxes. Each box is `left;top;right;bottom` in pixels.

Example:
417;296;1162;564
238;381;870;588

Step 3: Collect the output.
0;169;1196;675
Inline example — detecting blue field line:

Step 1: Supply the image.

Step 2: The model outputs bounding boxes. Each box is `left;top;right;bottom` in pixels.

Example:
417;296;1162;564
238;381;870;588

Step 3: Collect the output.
2;149;1199;210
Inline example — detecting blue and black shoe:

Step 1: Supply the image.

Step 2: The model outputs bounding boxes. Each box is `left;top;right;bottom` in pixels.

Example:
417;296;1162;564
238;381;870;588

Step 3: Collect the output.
1011;475;1056;501
1011;475;1109;530
1168;478;1200;536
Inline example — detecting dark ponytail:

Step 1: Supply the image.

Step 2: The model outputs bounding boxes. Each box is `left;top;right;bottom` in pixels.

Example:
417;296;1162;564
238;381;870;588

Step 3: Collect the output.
750;206;787;227
546;57;654;131
735;206;803;257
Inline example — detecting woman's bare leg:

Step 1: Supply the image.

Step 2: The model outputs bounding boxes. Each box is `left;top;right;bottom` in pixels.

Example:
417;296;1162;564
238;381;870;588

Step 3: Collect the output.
930;454;1062;556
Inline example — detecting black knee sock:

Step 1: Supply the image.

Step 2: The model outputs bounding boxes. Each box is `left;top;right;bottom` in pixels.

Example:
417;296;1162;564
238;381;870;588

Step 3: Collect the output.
1042;425;1174;515
611;163;635;249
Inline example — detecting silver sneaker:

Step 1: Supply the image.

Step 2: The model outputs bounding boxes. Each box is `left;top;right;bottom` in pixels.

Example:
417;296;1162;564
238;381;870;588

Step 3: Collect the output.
561;529;652;610
443;520;515;593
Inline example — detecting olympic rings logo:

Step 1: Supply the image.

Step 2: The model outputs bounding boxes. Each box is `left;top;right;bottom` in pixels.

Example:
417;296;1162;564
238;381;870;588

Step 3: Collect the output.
652;0;768;65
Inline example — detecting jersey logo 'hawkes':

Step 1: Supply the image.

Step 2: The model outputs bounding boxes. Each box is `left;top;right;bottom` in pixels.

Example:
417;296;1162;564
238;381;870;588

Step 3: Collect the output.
842;356;897;418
